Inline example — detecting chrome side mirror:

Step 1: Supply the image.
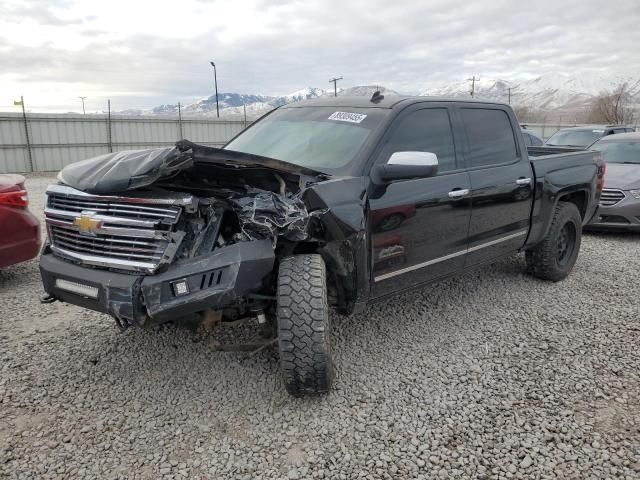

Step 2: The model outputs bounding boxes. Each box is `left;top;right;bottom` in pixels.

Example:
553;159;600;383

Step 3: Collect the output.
376;151;439;181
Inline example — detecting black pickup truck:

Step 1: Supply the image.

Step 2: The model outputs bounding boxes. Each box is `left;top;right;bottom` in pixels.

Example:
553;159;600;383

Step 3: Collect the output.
39;95;604;396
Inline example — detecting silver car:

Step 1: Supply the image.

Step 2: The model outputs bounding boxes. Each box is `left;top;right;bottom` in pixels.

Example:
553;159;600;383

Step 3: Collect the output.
587;132;640;231
545;125;635;148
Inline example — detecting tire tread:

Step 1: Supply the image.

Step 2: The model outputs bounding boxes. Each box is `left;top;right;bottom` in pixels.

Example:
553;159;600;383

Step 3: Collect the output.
277;254;333;396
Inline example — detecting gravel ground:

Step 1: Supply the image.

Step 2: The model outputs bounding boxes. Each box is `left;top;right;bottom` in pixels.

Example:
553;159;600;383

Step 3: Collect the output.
1;174;639;479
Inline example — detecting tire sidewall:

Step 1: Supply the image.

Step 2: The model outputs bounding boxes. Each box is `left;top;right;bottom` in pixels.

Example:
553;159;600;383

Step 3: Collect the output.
550;204;582;275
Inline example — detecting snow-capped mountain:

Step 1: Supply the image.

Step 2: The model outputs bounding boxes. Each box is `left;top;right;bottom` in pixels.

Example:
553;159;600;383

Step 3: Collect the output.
340;85;400;97
280;87;326;104
151;93;274;116
140;85;399;118
421;74;640;111
135;75;637;120
145;87;327;118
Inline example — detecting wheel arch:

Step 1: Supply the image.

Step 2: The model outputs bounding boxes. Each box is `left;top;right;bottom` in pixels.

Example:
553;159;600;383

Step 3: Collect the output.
557;189;590;221
278;239;364;315
526;185;593;250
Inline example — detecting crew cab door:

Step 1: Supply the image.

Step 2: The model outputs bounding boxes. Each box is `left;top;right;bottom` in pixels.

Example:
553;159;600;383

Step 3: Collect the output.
456;105;534;266
368;105;471;298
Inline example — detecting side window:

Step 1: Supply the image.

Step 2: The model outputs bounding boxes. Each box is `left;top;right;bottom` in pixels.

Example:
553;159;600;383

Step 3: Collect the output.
378;108;457;173
461;108;518;167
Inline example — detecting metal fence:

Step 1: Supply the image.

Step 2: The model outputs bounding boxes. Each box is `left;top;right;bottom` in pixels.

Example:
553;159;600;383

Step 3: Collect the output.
2;114;636;174
520;123;567;141
0;113;250;174
519;123;582;141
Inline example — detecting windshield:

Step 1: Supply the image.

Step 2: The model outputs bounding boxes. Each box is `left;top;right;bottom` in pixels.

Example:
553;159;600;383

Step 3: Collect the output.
546;129;603;147
593;140;640;164
224;106;389;173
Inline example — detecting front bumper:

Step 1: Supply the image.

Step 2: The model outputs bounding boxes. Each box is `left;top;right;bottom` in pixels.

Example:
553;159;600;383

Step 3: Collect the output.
586;192;640;231
40;239;275;326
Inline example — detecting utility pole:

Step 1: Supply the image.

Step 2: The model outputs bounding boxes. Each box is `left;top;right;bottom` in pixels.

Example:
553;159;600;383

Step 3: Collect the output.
329;76;343;97
243;103;247;129
507;85;518;105
468;75;479;98
106;99;113;153
15;96;34;171
210;61;220;118
78;96;87;114
177;102;183;139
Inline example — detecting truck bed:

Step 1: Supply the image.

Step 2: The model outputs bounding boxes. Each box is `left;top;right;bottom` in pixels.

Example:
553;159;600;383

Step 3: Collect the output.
527;145;586;157
524;145;603;248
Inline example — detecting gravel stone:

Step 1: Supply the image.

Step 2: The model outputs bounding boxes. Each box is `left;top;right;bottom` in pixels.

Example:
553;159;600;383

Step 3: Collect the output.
0;174;639;479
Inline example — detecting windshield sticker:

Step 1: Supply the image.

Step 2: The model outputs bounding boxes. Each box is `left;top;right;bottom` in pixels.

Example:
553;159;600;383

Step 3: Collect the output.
328;111;367;124
592;129;605;133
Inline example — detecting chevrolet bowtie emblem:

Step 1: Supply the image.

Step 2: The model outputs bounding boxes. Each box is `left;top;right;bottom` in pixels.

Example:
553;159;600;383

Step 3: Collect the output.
73;213;102;235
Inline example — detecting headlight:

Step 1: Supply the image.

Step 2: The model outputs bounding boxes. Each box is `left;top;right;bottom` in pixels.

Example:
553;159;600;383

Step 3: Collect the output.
630;190;640;199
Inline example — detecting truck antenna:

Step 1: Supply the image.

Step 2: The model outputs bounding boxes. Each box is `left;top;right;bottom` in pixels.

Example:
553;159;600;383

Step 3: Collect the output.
371;90;384;103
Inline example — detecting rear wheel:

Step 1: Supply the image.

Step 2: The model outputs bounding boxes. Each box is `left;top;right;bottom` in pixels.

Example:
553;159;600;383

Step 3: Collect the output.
276;254;334;396
525;202;582;281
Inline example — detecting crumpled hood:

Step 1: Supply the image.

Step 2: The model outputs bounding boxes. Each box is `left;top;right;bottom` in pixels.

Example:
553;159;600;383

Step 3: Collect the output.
57;140;327;194
604;163;640;190
58;147;192;194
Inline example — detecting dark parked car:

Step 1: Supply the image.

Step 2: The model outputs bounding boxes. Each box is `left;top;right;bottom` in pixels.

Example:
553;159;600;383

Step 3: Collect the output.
521;129;543;146
0;174;41;269
545;125;635;148
587;132;640;230
39;96;604;396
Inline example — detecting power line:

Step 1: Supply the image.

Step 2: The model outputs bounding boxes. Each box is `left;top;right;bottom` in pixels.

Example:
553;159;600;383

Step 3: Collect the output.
329;76;343;97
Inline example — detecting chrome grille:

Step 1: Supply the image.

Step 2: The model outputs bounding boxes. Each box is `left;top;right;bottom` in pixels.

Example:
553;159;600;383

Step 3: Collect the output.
51;224;166;262
600;189;625;207
45;184;194;273
47;191;181;225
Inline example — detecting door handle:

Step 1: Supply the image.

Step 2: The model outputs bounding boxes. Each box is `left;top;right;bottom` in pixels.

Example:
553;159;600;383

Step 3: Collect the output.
516;177;532;185
448;188;470;199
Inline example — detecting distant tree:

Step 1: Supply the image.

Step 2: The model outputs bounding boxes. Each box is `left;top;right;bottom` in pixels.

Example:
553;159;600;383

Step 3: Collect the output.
512;104;530;121
587;82;635;124
512;104;546;123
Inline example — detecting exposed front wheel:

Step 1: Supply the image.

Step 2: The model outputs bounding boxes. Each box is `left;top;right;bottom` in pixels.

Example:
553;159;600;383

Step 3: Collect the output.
276;254;334;396
525;202;582;282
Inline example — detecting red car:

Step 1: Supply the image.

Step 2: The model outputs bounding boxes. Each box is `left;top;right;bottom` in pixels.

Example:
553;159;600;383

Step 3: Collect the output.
0;174;41;268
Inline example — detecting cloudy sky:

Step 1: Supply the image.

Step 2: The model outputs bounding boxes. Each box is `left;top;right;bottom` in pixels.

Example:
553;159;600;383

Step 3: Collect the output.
1;0;639;112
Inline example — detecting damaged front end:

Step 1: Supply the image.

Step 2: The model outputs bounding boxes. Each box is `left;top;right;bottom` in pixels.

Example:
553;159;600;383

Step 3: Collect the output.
40;141;368;328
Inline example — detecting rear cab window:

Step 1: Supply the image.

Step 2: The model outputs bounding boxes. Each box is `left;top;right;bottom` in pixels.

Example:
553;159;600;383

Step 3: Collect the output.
460;108;518;168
